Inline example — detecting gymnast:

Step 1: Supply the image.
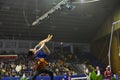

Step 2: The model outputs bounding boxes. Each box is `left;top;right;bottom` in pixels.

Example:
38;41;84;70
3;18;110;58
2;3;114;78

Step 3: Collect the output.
28;34;54;80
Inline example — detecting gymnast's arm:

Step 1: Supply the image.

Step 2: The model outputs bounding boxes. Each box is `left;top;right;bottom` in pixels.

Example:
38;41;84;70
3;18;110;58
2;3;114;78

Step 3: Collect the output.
34;43;45;52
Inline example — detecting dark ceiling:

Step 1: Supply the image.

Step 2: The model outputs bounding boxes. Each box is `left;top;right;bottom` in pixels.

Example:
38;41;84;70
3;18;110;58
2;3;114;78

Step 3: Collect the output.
0;0;120;43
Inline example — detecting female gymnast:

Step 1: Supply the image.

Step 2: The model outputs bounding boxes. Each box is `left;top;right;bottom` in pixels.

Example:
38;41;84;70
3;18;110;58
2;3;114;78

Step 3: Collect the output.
28;34;54;80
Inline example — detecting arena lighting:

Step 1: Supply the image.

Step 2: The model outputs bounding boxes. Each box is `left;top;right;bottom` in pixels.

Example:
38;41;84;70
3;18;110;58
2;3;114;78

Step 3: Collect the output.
32;0;69;26
108;19;120;71
32;0;99;26
73;0;100;4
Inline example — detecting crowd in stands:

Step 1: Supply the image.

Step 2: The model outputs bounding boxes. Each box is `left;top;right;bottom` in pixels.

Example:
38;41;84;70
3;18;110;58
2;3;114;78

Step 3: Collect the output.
0;50;77;78
0;50;119;80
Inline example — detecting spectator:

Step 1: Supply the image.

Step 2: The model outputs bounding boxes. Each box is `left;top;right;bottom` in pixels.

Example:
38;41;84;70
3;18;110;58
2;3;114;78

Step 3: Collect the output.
104;66;112;80
95;66;101;76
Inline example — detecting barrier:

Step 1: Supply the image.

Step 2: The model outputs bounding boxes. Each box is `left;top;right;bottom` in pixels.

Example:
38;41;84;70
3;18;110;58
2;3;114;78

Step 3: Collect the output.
1;76;63;80
1;74;87;80
71;77;87;80
0;55;18;61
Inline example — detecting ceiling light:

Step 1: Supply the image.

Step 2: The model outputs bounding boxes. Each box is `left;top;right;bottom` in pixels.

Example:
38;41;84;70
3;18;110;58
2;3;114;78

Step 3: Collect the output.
73;0;100;4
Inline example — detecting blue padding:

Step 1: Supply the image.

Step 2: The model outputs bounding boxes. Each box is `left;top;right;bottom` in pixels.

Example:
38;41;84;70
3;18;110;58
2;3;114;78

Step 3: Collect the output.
1;74;86;80
1;76;63;80
38;76;63;80
1;77;20;80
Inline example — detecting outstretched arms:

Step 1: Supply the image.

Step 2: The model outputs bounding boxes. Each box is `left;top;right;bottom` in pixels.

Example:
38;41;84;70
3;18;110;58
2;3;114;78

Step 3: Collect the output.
29;34;53;55
34;34;52;50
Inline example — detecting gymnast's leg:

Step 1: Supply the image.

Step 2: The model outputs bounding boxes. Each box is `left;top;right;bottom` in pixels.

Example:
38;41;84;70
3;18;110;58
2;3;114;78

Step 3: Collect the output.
41;69;54;80
32;70;40;80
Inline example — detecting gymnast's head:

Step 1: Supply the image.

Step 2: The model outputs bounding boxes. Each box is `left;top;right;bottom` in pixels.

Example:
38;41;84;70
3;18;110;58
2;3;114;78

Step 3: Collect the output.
28;49;35;56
